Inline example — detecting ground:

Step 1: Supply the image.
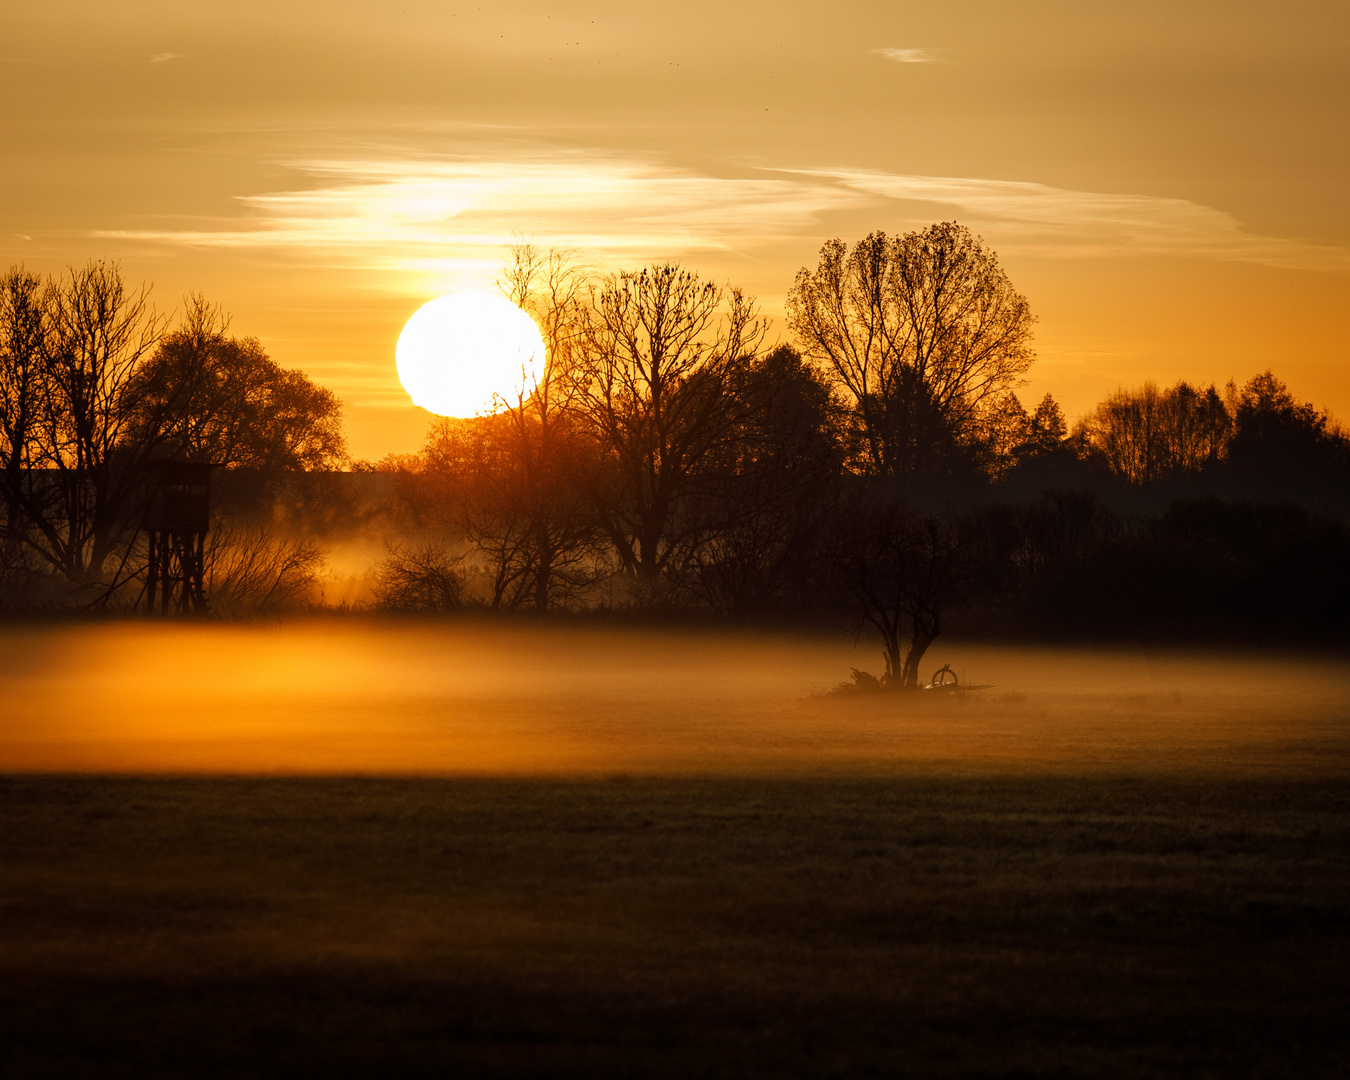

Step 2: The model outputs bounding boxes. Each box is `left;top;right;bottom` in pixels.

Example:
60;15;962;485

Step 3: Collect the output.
0;622;1347;1076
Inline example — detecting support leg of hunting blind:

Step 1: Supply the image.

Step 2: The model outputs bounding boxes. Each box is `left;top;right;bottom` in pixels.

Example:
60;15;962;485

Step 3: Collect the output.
140;460;213;616
144;528;206;615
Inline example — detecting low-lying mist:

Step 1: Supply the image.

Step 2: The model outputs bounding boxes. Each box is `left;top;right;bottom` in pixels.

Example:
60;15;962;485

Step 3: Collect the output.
2;620;1346;776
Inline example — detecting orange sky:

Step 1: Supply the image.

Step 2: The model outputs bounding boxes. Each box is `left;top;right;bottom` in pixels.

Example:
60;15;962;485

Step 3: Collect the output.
3;1;1347;460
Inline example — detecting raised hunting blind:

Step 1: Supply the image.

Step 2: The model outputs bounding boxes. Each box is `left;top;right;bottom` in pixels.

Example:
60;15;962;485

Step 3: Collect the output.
141;461;213;614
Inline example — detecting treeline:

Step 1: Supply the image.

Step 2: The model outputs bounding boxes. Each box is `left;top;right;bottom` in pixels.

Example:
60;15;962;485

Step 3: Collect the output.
4;232;1348;681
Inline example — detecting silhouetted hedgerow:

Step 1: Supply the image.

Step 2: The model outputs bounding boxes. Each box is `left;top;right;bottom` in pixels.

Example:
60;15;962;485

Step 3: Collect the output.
967;497;1350;644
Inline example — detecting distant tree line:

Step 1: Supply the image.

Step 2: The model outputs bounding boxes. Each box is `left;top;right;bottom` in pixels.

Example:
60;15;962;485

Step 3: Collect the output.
4;236;1348;680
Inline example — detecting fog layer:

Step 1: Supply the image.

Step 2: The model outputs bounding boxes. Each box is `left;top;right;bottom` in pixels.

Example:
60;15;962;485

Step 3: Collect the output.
1;621;1345;775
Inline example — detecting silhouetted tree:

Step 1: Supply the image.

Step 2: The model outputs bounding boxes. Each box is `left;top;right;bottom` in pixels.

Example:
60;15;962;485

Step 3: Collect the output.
1227;372;1346;472
130;297;347;471
835;496;977;688
1016;393;1068;462
1209;372;1350;513
204;520;325;614
372;541;467;613
674;345;844;615
410;411;606;611
491;241;610;610
576;262;767;583
384;242;610;613
0;268;45;549
787;223;1035;480
1077;380;1230;484
0;262;168;585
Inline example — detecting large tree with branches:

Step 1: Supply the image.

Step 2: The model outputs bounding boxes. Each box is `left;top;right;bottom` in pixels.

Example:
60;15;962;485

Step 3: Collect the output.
787;222;1035;479
835;498;977;689
577;262;767;582
0;262;169;584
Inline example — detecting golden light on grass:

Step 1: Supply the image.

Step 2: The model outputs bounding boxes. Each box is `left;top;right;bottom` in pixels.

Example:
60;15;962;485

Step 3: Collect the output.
395;292;547;417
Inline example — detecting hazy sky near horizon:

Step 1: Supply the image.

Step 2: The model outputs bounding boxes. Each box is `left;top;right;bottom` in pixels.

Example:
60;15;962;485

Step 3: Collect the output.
3;1;1347;459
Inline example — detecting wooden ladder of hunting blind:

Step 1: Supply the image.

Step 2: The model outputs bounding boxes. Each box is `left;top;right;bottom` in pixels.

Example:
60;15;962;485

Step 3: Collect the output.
141;461;213;614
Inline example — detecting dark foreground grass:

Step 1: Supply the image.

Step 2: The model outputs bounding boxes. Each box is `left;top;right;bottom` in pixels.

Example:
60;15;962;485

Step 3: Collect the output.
1;774;1347;1078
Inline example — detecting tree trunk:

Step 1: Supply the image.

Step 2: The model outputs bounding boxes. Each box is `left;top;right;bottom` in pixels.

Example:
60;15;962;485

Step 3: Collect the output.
534;525;551;613
898;609;940;689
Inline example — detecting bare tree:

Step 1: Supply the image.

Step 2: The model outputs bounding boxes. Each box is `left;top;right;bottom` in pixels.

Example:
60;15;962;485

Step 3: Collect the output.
835;499;976;689
203;520;325;614
382;242;610;613
787;223;1035;478
0;262;169;585
0;268;46;548
408;411;605;612
372;541;467;613
487;241;609;610
576;262;767;581
1078;380;1231;484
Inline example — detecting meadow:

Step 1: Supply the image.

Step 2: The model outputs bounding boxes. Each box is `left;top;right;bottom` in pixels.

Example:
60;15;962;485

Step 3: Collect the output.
1;621;1347;1076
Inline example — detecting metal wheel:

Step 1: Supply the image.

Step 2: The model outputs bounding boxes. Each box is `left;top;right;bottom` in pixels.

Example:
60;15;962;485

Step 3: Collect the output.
930;664;958;688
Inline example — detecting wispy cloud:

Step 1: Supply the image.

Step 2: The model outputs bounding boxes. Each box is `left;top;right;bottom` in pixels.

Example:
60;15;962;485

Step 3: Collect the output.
872;48;937;64
98;149;858;289
150;53;185;64
96;147;1348;290
794;169;1350;270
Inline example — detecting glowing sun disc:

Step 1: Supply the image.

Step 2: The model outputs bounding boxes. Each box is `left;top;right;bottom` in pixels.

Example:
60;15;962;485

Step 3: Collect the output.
396;292;547;418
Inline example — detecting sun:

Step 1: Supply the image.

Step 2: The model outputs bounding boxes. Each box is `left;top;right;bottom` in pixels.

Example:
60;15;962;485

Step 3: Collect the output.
395;292;547;418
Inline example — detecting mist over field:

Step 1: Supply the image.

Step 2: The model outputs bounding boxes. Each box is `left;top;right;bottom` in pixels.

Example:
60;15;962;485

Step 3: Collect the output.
3;620;1346;776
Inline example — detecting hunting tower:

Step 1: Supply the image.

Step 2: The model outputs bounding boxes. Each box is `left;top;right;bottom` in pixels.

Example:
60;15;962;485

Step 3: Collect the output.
142;461;213;614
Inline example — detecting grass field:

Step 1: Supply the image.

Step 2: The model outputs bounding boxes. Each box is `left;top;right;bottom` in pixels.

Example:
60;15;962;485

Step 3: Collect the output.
1;621;1347;1077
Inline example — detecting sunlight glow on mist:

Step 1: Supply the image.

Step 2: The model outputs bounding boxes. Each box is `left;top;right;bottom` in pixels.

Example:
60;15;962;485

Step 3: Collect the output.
0;623;1346;776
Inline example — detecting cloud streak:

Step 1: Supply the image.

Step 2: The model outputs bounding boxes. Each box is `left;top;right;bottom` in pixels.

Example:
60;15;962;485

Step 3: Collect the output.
99;150;859;289
873;48;938;64
796;169;1350;270
97;148;1349;290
